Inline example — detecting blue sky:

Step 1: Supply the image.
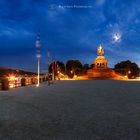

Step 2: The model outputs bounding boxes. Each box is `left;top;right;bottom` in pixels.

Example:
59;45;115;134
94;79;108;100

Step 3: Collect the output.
0;0;140;72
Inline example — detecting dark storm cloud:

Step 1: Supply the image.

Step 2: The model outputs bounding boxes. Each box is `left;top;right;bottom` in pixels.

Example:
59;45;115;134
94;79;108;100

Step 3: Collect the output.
0;0;140;71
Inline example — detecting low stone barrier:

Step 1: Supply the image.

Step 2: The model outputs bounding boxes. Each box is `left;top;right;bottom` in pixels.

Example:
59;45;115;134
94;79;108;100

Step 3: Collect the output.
0;75;48;90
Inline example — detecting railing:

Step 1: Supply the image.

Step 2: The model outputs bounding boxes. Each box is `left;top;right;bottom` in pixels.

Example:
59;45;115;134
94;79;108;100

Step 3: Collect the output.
0;75;48;90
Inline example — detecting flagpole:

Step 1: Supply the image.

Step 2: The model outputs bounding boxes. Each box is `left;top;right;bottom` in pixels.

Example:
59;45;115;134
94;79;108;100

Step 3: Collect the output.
52;58;55;81
47;51;50;75
36;31;41;87
37;57;40;86
52;67;54;81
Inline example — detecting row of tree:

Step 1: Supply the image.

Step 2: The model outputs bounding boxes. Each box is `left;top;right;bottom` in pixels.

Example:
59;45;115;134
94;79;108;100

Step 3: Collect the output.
48;60;140;79
1;60;138;79
49;60;84;78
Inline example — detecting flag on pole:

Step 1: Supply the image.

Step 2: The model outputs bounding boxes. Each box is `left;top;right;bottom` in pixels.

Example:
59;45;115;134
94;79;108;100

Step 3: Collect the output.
36;32;41;58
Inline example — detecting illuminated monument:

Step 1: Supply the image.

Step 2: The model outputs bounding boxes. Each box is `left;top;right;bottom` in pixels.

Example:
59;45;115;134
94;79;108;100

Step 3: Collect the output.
87;45;121;79
94;44;107;69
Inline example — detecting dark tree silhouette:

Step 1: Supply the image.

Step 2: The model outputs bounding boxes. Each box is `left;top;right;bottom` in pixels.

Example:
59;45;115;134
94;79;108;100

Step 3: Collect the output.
83;64;90;73
66;60;83;78
56;61;65;74
114;60;139;78
90;64;95;69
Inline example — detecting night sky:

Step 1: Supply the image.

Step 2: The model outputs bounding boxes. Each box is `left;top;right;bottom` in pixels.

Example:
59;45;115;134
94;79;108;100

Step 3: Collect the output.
0;0;140;72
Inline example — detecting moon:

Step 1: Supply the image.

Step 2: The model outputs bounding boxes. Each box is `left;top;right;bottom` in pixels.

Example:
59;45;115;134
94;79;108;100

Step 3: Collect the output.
112;33;121;43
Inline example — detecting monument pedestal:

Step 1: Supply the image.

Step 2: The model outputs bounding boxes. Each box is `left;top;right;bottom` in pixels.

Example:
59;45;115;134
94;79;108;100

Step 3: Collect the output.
86;45;124;80
87;68;120;80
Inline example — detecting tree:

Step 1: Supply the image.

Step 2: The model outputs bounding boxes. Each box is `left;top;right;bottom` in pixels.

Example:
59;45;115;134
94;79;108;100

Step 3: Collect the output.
83;64;90;73
56;61;65;74
114;60;139;78
66;60;83;78
48;63;53;74
90;64;95;69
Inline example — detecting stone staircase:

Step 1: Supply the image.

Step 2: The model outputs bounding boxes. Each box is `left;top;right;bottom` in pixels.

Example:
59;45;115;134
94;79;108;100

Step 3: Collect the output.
87;68;122;80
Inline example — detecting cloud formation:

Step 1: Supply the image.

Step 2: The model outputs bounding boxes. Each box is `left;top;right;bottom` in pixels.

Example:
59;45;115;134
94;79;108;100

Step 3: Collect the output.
0;0;140;71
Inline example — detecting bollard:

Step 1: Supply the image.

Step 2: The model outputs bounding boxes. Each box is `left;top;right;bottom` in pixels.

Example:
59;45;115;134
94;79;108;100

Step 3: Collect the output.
1;78;9;90
39;78;42;83
43;77;45;82
21;78;26;86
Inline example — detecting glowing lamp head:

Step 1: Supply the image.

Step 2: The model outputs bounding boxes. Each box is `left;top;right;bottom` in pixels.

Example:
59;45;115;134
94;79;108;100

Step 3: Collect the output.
70;70;73;74
128;70;131;74
8;75;15;81
124;75;128;79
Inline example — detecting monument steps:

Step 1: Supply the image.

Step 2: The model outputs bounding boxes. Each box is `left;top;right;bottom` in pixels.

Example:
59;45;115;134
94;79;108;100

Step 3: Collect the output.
86;45;125;80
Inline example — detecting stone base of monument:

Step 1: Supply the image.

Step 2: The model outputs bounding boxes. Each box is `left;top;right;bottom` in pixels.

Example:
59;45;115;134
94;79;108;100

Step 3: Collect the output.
87;68;123;80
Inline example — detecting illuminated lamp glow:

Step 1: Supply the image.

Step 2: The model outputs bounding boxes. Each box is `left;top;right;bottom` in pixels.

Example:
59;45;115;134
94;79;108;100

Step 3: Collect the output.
9;76;15;81
9;84;14;88
36;84;39;87
124;75;128;78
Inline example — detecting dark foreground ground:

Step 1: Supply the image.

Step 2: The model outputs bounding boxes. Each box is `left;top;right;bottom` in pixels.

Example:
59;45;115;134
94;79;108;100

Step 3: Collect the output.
0;80;140;140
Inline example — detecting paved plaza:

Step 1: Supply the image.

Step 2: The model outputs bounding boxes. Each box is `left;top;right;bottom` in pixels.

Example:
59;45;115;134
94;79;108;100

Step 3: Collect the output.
0;80;140;140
